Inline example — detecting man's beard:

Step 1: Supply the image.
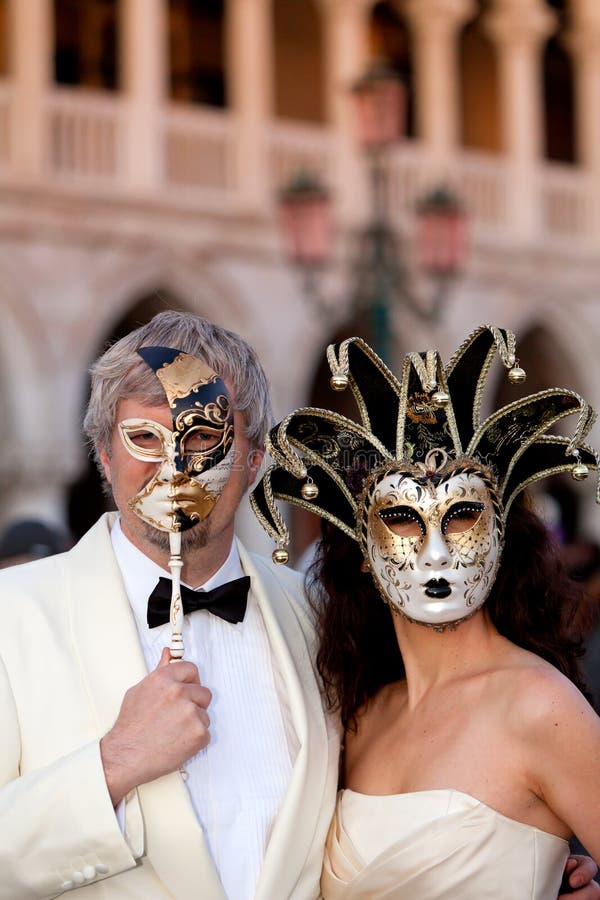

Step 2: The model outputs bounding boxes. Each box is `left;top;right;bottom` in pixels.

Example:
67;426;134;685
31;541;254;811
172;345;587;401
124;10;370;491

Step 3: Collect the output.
141;517;211;554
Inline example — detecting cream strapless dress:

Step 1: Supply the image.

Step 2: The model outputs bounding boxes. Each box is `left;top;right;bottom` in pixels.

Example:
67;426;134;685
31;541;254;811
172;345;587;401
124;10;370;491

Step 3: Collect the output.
321;789;569;899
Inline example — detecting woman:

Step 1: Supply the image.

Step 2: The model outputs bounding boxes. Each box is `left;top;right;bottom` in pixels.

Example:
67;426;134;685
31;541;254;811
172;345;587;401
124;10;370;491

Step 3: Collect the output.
251;326;600;899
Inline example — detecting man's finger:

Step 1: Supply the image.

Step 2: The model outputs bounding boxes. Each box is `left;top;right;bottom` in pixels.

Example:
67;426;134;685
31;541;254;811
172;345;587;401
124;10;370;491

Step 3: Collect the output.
156;647;172;668
162;659;201;685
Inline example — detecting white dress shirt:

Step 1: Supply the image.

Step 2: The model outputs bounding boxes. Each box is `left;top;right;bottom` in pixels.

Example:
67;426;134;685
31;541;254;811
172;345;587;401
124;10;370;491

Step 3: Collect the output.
111;519;294;900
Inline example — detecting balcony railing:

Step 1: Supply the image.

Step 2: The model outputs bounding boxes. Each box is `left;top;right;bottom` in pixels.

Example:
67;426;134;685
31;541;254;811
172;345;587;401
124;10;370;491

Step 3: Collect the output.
540;162;597;244
45;88;124;186
163;104;237;205
0;82;598;254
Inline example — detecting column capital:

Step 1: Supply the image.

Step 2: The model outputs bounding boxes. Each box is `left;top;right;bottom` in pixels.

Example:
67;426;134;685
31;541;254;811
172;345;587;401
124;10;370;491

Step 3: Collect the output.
484;0;556;48
401;0;476;34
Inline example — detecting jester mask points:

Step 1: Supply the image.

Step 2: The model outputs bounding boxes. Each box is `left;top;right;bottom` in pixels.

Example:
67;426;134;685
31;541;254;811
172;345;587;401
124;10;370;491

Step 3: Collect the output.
250;326;600;629
119;346;235;533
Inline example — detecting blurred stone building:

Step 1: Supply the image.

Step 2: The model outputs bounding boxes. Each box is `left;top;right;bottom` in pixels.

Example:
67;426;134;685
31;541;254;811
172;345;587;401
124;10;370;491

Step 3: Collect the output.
0;0;599;555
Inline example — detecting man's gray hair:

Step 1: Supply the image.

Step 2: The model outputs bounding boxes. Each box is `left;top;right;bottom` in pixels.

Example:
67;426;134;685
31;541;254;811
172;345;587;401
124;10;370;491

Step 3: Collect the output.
83;310;273;461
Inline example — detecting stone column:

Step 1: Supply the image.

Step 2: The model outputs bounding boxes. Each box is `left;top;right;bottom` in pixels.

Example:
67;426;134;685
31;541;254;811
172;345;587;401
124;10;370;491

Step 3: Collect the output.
225;0;272;214
8;0;52;178
402;0;476;158
120;0;166;191
484;0;556;237
319;0;371;223
566;0;600;176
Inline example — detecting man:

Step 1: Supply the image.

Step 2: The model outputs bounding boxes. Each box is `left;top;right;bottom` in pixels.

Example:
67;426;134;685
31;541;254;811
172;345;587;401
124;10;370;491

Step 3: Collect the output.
0;311;595;899
0;311;339;899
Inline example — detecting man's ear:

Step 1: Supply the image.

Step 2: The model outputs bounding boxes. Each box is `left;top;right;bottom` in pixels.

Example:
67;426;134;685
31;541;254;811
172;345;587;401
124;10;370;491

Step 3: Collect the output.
99;447;112;486
246;448;265;488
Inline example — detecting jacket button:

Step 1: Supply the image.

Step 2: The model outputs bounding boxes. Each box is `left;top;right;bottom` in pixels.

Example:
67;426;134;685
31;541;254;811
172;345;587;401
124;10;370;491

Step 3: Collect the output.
60;881;73;891
72;871;85;885
96;864;109;875
82;865;96;881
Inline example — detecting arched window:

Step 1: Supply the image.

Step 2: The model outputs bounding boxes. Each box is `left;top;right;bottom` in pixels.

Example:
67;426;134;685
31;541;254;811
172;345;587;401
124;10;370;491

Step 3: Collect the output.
273;0;325;123
543;1;575;163
54;0;118;90
168;0;226;107
459;3;501;152
369;1;414;138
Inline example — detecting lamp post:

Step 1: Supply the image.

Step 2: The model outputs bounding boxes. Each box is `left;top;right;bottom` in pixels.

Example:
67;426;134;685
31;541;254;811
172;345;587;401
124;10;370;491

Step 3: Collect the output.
278;59;467;363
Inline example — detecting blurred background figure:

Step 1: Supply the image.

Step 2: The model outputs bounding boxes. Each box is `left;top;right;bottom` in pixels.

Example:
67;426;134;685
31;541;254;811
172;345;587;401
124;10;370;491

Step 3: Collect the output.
0;519;72;569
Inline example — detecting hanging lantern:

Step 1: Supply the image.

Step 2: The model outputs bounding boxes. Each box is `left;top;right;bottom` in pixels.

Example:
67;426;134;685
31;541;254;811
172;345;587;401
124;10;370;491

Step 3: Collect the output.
416;185;467;277
350;58;406;151
278;170;332;266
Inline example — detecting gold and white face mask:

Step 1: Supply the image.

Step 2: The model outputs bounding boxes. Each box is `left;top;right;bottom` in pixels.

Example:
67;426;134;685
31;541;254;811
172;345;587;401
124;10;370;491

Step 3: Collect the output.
119;418;234;532
118;346;235;533
360;461;502;628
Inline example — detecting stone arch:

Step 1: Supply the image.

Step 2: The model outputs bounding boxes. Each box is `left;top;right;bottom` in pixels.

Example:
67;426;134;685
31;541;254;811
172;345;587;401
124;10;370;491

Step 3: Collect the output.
273;0;325;123
0;279;85;530
71;250;246;375
459;2;501;152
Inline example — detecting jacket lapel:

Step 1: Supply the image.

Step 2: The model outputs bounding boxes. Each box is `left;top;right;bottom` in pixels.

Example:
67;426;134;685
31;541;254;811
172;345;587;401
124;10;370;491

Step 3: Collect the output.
69;513;226;899
237;543;332;900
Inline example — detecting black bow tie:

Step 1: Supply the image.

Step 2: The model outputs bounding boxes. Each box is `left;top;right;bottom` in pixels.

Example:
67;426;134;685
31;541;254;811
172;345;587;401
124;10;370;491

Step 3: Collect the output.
147;575;250;628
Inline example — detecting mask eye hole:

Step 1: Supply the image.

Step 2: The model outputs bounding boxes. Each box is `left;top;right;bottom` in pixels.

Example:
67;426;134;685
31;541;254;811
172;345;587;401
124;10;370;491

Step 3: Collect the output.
378;505;426;538
127;430;163;451
442;501;485;535
119;421;167;458
182;426;222;454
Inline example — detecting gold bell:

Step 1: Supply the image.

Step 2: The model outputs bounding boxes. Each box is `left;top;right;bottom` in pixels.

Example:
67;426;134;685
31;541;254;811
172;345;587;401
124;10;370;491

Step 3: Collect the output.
571;462;589;481
272;547;289;565
330;373;349;391
301;480;319;501
508;364;526;384
431;390;449;407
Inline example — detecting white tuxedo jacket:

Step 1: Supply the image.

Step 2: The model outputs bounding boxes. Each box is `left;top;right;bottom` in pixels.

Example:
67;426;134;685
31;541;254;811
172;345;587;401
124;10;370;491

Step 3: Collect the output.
0;514;340;899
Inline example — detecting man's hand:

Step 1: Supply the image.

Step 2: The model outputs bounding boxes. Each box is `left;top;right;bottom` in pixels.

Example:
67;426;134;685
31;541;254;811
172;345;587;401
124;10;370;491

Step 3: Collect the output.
100;647;211;805
560;856;600;898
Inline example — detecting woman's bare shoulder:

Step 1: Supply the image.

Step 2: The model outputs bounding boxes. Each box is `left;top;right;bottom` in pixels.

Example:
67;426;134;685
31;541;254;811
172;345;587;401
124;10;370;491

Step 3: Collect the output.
497;646;597;738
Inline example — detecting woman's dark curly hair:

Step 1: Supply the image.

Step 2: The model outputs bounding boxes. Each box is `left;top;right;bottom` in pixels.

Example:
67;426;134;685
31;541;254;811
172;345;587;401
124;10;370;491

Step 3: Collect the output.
307;492;591;729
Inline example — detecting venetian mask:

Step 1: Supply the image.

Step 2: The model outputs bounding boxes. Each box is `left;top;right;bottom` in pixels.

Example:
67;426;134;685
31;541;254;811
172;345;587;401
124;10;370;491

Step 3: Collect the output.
119;346;235;533
360;457;503;628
